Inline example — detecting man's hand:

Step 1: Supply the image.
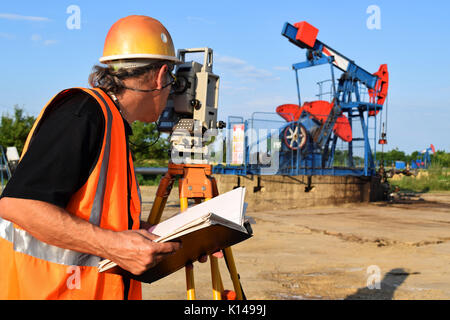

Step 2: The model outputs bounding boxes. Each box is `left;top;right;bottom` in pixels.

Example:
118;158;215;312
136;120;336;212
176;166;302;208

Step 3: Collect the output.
104;229;181;275
140;220;221;268
139;220;153;231
198;251;224;263
0;198;181;276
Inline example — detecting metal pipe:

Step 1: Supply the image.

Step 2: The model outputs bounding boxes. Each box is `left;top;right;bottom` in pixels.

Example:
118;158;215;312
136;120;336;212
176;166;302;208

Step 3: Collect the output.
295;69;302;106
134;167;168;175
2;166;168;178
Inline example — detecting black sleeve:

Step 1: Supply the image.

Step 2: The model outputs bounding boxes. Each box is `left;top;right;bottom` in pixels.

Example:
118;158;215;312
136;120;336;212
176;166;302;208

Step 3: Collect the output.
1;91;105;208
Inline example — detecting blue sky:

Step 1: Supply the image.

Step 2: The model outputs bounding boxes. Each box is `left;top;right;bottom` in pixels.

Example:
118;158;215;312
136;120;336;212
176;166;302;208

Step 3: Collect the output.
0;0;449;154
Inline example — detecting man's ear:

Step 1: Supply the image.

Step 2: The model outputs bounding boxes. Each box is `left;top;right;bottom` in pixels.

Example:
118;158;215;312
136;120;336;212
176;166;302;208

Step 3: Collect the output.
156;64;168;89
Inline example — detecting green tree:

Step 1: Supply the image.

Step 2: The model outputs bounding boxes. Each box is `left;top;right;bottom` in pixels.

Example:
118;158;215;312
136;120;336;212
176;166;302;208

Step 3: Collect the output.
407;151;420;163
0;106;35;155
130;121;169;163
432;150;450;167
378;148;407;164
333;149;348;166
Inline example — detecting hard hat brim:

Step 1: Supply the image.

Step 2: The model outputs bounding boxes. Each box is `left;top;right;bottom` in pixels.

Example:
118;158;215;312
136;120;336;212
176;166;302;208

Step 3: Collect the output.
100;53;182;65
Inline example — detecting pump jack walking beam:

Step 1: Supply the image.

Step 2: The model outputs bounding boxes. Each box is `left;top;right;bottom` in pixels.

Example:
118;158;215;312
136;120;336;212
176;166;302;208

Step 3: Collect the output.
282;22;378;88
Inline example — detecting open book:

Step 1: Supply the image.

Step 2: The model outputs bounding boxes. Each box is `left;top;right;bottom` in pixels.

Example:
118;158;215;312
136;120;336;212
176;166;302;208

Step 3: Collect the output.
98;187;252;283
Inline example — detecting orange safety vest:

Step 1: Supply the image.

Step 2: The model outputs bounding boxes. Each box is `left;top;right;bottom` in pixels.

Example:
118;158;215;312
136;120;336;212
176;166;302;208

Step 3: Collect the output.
0;88;142;300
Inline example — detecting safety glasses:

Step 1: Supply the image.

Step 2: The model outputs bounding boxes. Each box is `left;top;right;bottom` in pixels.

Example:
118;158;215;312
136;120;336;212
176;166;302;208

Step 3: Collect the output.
123;68;176;93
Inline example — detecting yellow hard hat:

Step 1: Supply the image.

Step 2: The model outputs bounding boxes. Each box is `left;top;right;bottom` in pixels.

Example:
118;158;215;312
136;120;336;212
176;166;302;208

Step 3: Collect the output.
100;15;181;65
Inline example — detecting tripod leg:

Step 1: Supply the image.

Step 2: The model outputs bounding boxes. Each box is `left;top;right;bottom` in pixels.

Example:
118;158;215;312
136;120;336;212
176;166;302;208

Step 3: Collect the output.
210;176;219;197
203;195;225;300
223;247;244;300
180;197;189;212
180;196;196;300
210;256;223;300
185;264;196;300
149;197;167;225
210;178;245;300
148;173;174;225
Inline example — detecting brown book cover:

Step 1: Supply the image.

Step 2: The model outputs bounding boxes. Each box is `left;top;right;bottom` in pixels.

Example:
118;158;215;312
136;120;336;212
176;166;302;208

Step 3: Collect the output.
129;221;252;283
98;187;252;283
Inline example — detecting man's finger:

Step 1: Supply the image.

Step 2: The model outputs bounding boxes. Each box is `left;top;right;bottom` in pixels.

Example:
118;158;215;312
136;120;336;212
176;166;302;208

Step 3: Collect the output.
154;240;182;255
134;229;160;241
198;250;223;264
198;254;208;263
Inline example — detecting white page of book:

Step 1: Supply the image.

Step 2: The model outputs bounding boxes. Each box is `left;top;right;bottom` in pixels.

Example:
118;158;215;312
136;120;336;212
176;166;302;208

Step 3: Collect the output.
149;187;246;237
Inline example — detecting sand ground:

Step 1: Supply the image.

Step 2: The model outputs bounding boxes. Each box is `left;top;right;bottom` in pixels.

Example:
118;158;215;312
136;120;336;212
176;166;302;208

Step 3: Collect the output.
138;186;450;300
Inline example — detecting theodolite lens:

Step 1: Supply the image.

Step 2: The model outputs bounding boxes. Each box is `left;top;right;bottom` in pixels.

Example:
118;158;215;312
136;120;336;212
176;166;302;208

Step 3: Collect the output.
172;76;189;94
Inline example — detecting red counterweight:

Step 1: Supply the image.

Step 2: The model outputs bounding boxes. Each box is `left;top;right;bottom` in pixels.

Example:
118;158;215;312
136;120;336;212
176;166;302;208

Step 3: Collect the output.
368;64;389;116
276;104;304;122
277;101;352;143
293;21;319;48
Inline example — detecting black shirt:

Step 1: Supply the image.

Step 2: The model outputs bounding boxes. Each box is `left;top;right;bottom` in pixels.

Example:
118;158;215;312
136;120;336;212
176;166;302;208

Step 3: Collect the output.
1;90;133;209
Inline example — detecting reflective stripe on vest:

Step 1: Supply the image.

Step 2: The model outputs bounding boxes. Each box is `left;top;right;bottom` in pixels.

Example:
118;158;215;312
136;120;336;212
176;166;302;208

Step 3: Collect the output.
0;217;101;266
0;88;113;267
88;89;112;226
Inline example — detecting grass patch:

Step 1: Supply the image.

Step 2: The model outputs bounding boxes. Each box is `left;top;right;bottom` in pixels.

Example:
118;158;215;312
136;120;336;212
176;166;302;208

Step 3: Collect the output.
133;158;168;186
136;174;163;186
389;165;450;193
134;158;169;167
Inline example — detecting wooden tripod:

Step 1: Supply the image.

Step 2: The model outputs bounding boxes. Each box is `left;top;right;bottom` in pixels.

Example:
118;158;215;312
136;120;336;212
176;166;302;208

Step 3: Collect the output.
147;162;245;300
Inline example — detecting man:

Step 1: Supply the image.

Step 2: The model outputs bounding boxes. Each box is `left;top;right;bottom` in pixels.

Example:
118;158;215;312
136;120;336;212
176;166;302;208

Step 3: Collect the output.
0;15;183;300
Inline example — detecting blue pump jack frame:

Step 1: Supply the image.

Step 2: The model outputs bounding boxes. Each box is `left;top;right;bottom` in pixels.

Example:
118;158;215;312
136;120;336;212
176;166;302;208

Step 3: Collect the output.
283;22;383;176
212;22;385;177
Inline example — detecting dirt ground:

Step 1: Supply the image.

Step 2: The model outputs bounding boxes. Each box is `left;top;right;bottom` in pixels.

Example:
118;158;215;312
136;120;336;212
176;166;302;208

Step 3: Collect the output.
138;186;450;300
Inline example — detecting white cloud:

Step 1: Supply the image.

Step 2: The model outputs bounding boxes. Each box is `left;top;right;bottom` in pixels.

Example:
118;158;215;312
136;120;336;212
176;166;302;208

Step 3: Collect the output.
44;39;57;46
186;16;215;25
31;34;57;46
216;55;247;66
244;95;293;109
0;13;50;22
31;34;42;42
221;85;255;95
215;54;279;81
0;32;15;40
273;66;291;71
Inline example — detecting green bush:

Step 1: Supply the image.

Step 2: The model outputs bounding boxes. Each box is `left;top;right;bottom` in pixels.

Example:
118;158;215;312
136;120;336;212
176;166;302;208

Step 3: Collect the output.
389;164;450;192
130;122;169;162
0;106;35;154
136;174;163;186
